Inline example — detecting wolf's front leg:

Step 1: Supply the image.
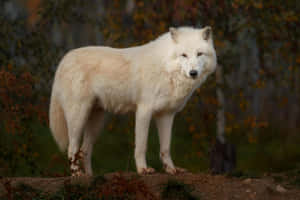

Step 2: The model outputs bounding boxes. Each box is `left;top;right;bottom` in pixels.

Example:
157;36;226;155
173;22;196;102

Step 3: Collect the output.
134;105;155;175
155;113;187;175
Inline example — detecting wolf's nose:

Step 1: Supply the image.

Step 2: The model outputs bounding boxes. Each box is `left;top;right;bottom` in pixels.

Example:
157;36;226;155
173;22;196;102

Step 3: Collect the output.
189;70;198;78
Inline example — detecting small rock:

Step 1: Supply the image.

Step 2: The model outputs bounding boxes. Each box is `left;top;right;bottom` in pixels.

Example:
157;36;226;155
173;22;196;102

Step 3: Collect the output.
276;185;287;193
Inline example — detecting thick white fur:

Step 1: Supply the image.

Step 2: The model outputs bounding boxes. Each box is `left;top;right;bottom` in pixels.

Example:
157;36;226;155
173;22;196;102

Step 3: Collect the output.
49;26;217;176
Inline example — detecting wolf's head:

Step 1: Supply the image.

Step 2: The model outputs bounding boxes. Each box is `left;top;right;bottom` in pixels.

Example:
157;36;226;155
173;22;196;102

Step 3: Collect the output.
168;26;217;80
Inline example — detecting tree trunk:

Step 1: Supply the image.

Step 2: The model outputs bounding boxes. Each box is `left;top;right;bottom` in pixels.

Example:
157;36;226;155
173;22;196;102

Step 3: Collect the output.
216;65;226;144
210;65;236;174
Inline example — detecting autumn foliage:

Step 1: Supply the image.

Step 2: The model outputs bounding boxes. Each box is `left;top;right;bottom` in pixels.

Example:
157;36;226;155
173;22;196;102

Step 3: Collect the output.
0;65;47;134
0;0;299;176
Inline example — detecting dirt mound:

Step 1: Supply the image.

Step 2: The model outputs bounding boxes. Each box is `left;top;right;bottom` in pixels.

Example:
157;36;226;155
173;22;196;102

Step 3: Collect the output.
1;172;300;200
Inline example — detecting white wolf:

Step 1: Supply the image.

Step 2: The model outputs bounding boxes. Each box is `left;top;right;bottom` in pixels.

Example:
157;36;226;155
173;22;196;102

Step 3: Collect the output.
49;26;217;176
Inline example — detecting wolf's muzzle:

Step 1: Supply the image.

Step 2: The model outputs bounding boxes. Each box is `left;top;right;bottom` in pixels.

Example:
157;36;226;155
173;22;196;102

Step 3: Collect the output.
189;70;198;78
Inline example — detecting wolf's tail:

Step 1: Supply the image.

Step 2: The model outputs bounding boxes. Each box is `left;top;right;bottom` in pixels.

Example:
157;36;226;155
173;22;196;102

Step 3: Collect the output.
49;93;68;152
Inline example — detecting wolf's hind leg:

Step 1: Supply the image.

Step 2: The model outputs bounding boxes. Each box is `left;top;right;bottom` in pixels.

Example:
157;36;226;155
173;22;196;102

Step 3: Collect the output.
66;100;93;176
81;109;105;176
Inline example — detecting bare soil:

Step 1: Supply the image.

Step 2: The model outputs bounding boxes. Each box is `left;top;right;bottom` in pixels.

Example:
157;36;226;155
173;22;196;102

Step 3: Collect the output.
1;172;300;200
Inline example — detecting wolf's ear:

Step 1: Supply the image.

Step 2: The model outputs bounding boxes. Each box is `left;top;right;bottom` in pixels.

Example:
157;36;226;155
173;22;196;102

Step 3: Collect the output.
169;27;179;43
202;26;212;41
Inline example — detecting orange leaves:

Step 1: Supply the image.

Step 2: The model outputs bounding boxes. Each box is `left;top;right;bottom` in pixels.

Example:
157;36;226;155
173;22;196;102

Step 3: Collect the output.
185;116;193;123
237;91;249;111
296;56;300;64
258;69;265;76
279;97;288;107
225;112;235;122
25;0;41;26
244;116;256;129
29;102;49;125
203;96;219;106
248;134;257;144
244;116;268;129
233;0;264;10
239;100;249;111
0;69;17;89
189;124;196;133
0;66;48;134
225;126;233;134
253;2;263;9
20;72;34;83
4;119;21;135
253;79;265;89
196;151;203;158
0;69;34;99
133;12;145;23
214;39;226;49
108;123;114;131
283;11;298;23
189;124;205;141
172;0;199;23
192;133;201;140
258;121;268;128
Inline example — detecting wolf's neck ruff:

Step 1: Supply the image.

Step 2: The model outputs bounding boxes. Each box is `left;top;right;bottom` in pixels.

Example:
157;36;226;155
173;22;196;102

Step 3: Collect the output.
169;70;195;98
161;68;197;111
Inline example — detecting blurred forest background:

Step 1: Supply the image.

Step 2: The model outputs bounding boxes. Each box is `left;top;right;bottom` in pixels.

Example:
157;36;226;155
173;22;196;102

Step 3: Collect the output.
0;0;299;177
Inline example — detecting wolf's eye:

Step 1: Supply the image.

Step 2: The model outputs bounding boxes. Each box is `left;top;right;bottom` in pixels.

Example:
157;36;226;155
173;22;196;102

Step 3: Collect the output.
197;52;203;57
181;53;188;58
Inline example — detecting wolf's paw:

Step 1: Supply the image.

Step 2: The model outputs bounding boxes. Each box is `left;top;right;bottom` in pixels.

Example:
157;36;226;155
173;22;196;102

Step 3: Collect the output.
165;165;187;175
138;167;156;175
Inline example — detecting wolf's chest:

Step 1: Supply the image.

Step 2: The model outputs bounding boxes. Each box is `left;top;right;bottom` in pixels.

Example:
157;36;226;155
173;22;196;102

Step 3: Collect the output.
154;79;195;113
